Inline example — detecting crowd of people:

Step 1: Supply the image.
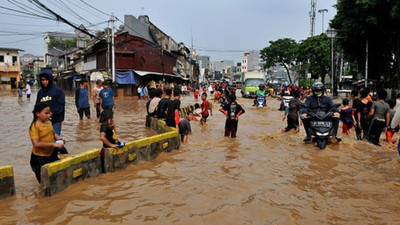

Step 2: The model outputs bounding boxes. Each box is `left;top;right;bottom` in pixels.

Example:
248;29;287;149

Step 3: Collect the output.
26;69;399;183
276;81;396;149
143;81;245;142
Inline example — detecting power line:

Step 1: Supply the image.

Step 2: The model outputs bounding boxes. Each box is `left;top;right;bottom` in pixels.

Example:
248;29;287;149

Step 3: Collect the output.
0;36;42;44
0;5;55;20
79;0;111;17
46;0;96;27
29;0;96;39
7;0;54;18
0;22;67;27
65;0;108;21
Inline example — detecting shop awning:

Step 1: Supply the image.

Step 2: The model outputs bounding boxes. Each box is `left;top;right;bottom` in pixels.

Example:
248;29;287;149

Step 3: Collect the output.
90;71;108;81
116;71;135;84
133;70;175;77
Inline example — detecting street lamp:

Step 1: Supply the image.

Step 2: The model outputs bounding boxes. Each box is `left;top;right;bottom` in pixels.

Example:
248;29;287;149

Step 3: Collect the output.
318;9;328;33
326;28;337;96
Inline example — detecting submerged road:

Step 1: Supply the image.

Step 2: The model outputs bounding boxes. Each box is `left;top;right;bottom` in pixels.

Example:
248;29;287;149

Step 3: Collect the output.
0;89;400;224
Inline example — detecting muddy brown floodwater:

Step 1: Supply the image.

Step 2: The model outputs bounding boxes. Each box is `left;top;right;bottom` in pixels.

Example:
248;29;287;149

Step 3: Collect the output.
1;88;400;225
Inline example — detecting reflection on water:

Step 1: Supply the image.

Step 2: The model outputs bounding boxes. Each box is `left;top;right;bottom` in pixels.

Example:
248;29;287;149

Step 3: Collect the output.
1;89;400;224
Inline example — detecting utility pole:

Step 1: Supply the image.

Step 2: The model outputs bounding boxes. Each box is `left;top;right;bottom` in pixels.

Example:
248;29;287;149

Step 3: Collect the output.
309;0;317;37
365;38;369;88
190;29;194;83
318;9;328;33
110;13;116;83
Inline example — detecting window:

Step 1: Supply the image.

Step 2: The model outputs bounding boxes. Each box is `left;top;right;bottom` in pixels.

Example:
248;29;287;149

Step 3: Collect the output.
12;56;17;65
0;55;4;62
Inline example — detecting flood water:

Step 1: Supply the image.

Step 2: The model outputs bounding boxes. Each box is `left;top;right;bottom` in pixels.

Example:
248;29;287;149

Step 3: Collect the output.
1;87;400;224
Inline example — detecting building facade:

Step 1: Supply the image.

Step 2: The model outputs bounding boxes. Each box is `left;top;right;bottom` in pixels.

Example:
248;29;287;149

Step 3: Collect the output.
197;56;210;83
241;51;259;72
0;47;23;90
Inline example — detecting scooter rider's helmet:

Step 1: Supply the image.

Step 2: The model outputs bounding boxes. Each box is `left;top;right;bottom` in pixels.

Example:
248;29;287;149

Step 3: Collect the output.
259;84;264;90
284;82;289;87
312;81;325;97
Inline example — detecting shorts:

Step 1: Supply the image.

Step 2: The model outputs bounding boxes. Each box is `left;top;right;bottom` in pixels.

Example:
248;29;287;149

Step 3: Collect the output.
27;94;31;98
17;89;23;97
342;123;353;134
180;133;188;141
201;115;209;122
30;151;59;183
78;107;91;118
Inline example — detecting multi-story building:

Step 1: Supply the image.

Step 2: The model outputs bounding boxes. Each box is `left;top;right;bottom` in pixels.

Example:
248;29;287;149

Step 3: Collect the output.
213;60;234;74
197;56;210;82
0;47;23;90
44;32;77;68
212;60;234;80
241;51;259;72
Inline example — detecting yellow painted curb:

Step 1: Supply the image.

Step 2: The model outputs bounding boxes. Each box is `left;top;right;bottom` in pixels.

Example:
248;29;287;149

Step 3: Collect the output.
0;165;13;179
72;168;83;179
45;149;100;176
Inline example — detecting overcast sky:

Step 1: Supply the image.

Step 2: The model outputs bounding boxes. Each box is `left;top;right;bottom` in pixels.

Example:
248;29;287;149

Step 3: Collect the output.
0;0;337;63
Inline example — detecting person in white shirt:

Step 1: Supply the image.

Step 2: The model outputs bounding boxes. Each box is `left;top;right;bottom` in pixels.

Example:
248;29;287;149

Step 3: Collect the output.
25;82;31;99
394;93;400;112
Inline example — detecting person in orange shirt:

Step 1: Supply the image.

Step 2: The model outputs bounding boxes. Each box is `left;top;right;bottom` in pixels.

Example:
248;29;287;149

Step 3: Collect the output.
194;89;200;101
214;90;222;102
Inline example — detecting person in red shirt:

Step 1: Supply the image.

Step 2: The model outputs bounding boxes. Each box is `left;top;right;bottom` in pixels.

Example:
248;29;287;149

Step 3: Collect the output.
201;93;213;125
194;89;200;101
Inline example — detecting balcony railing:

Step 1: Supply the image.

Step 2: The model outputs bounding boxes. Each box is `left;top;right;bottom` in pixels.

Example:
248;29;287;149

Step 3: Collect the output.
0;64;21;72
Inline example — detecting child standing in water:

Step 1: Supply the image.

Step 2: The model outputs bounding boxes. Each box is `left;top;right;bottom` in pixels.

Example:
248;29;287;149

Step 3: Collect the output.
100;110;119;149
92;79;103;119
219;94;245;138
194;89;200;101
29;103;64;183
386;100;397;143
200;93;212;125
282;90;302;133
179;111;193;143
340;98;353;135
193;103;202;121
99;110;121;172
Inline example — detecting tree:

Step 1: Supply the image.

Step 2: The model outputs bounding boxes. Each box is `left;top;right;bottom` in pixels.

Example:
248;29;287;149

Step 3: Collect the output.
260;38;297;84
296;34;331;84
48;37;77;48
331;0;400;88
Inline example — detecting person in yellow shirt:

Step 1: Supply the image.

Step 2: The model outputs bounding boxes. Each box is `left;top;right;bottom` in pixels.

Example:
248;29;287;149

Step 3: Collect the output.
29;103;64;183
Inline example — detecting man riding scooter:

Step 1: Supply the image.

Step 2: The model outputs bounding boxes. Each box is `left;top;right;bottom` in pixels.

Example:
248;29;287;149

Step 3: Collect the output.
279;82;292;110
301;81;341;143
253;84;267;107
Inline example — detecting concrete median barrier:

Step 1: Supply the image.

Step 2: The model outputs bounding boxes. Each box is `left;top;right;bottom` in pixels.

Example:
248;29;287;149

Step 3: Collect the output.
0;165;15;199
40;149;101;196
104;117;180;172
39;113;185;196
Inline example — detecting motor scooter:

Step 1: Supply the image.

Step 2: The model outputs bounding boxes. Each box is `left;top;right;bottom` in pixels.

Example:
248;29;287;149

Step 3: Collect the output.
256;95;266;107
305;104;341;149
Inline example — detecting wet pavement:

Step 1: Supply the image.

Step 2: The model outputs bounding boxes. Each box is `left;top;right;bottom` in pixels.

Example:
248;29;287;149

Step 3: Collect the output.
1;88;400;224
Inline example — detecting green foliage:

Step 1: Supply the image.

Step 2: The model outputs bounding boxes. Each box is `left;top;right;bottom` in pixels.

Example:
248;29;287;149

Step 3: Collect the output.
331;0;400;88
298;79;314;87
260;36;331;84
260;38;297;83
260;38;297;68
296;34;331;83
48;37;77;48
